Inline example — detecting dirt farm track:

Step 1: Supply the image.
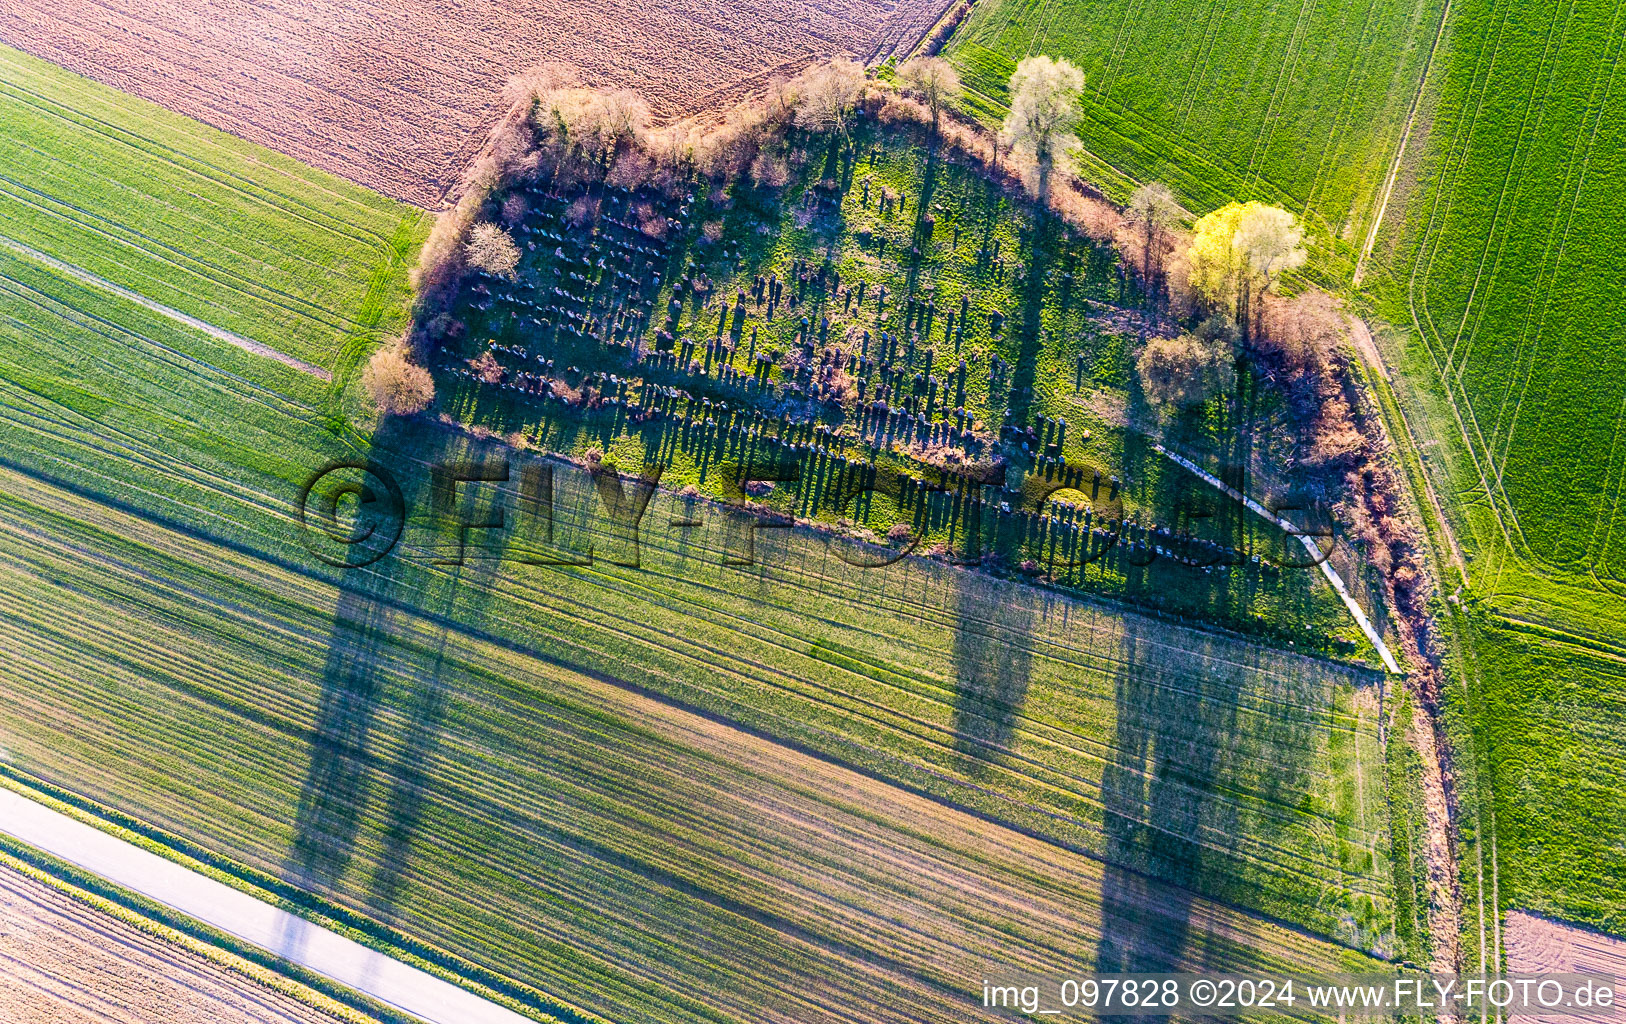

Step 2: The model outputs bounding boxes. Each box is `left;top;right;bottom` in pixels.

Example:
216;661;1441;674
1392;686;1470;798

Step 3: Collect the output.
1;0;953;207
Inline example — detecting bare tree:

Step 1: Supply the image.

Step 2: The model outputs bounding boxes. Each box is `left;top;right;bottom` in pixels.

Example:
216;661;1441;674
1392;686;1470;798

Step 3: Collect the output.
896;57;962;139
466;222;521;278
793;59;867;147
1135;331;1235;409
363;343;435;416
1001;55;1085;204
1126;182;1181;307
503;62;578;108
1259;289;1344;372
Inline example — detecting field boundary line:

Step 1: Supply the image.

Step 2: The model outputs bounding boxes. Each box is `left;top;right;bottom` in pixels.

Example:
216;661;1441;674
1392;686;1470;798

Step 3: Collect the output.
1353;0;1453;286
0;234;331;380
1154;444;1403;673
0;786;539;1024
0;51;414;237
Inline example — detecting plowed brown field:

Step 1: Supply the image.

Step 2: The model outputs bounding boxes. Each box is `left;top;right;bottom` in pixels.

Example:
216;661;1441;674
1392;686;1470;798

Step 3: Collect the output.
0;864;340;1024
0;0;951;208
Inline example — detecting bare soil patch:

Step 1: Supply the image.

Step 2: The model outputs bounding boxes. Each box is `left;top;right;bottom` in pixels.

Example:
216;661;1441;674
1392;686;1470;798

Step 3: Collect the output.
0;0;953;207
1505;910;1626;1024
0;864;339;1024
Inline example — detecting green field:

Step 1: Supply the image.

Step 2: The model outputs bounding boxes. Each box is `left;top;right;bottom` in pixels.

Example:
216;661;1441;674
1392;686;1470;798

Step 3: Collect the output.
1356;0;1626;941
0;247;1394;1017
0;34;1411;1024
941;0;1446;245
0;45;425;376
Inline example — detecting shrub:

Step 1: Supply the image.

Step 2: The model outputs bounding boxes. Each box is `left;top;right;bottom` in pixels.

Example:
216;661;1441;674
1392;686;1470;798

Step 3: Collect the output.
750;152;791;189
566;196;601;228
468;350;504;385
499;194;527;227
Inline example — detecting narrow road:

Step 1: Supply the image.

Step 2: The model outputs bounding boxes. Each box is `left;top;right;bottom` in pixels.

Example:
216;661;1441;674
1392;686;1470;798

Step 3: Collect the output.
1154;443;1403;673
0;786;536;1024
0;234;333;381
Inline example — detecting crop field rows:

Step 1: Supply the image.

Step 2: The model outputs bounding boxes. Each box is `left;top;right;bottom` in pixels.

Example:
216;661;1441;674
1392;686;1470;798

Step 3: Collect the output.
943;0;1445;235
0;863;343;1024
0;0;957;207
0;29;1421;1018
0;212;1394;1020
1392;0;1626;606
1455;621;1626;935
1362;0;1626;942
0;239;1393;935
0;458;1386;1023
0;46;423;375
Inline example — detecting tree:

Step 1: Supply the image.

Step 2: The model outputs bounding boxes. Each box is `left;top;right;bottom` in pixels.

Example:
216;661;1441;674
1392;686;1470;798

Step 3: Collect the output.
363;343;435;416
1235;203;1306;293
793;59;866;146
1136;332;1236;409
1001;55;1085;203
896;57;962;138
465;222;521;278
1126;182;1181;307
1186;201;1306;341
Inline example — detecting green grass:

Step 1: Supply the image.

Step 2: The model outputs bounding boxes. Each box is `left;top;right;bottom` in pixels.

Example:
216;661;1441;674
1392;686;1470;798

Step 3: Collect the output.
0;46;1408;1018
0;256;1394;1018
1455;618;1626;936
0;44;426;374
941;0;1446;244
1356;0;1626;939
1366;0;1626;632
445;131;1371;656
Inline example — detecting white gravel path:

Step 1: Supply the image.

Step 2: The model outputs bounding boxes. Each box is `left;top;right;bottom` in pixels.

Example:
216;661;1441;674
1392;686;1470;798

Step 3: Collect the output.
1155;443;1403;673
0;234;332;380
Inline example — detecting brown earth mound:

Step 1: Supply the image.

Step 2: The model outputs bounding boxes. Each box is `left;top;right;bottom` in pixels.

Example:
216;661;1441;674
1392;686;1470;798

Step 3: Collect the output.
0;0;952;208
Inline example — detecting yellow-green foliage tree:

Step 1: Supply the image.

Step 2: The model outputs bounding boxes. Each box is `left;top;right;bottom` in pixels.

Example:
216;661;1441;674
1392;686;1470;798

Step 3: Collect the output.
1187;201;1305;340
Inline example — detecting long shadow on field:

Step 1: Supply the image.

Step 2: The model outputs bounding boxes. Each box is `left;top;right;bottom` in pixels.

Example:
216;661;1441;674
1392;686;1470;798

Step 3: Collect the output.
1093;624;1234;978
948;567;1035;778
279;416;507;947
1093;619;1330;977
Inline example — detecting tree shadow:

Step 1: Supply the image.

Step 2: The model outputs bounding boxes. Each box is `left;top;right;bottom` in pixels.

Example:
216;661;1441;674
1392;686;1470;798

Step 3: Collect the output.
1094;618;1335;976
948;566;1035;780
1005;211;1059;429
279;415;509;945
